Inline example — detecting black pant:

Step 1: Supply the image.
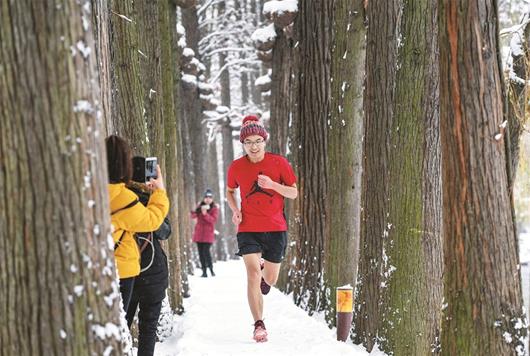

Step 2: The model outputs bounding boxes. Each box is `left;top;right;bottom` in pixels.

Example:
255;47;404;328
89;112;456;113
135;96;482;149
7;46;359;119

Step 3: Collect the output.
126;290;163;356
119;277;135;311
197;242;213;269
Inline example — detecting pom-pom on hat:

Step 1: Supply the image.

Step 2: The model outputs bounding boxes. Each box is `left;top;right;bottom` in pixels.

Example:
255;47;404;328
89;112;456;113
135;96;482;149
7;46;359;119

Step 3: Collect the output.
239;115;268;143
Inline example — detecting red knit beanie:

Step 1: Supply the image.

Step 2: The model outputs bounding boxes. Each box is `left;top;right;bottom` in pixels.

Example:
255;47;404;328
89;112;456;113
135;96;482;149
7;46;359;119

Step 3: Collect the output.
239;115;268;143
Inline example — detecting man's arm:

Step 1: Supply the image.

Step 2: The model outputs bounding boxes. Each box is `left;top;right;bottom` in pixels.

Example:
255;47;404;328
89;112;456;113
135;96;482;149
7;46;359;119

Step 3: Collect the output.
257;175;298;199
226;187;242;225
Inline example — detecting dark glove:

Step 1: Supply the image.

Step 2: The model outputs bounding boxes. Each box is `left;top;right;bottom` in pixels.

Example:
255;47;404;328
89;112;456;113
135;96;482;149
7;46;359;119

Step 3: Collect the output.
154;216;172;240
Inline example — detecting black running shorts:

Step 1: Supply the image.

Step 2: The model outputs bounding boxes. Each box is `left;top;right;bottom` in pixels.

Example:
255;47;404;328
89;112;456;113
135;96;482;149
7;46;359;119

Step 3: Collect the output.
236;231;288;263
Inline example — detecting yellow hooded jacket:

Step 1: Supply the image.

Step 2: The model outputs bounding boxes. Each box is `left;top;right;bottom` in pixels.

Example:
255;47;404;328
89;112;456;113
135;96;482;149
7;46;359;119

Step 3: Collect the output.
108;183;170;279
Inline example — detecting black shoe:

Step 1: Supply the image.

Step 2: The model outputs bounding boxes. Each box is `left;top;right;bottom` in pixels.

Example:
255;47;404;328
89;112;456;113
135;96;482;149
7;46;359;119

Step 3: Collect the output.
209;268;215;277
260;277;271;295
201;268;207;277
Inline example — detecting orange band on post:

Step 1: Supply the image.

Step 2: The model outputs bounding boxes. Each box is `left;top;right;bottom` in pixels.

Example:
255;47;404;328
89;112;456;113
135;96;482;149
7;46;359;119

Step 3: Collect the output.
336;287;353;313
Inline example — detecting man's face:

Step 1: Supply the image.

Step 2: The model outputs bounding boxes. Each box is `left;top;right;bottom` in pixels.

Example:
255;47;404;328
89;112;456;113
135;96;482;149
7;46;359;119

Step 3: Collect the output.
243;135;266;158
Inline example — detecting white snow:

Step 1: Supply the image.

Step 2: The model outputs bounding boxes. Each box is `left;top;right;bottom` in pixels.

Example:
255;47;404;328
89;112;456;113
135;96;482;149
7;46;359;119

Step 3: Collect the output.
263;0;298;15
255;74;272;86
176;24;185;35
181;74;198;85
216;105;230;114
76;40;91;58
155;260;380;356
183;48;195;58
73;285;84;296
511;34;524;58
92;322;121;341
251;24;277;44
73;100;94;113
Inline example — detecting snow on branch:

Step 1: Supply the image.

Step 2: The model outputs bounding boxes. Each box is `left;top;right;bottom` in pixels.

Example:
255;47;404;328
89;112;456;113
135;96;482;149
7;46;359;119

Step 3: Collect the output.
255;72;272;92
198;8;237;29
203;47;255;58
198;0;224;16
211;58;262;83
264;0;298;13
500;18;530;37
510;32;525;58
263;0;298;28
251;24;277;51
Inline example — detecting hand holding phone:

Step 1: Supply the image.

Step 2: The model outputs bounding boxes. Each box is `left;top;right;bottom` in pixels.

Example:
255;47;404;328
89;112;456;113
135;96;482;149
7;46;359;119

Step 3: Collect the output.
146;165;165;191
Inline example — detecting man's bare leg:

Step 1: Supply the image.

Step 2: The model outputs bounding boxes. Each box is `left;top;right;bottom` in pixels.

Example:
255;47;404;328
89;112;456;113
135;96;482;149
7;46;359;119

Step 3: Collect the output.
262;260;281;287
243;253;263;321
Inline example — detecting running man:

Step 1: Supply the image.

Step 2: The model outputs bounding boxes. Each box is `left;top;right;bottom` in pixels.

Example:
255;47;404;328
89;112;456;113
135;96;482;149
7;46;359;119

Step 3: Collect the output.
226;115;298;343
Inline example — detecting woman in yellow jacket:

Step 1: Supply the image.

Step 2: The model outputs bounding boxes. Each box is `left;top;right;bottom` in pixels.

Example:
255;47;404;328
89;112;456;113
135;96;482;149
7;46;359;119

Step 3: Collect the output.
106;135;169;311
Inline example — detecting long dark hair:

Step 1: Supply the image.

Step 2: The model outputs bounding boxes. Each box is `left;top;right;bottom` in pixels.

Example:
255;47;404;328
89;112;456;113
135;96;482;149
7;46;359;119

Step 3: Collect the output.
106;135;133;184
195;198;216;214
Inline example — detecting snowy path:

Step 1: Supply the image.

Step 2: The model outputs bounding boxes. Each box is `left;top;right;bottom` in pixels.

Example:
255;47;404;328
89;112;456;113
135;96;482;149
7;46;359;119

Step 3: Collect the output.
156;260;380;356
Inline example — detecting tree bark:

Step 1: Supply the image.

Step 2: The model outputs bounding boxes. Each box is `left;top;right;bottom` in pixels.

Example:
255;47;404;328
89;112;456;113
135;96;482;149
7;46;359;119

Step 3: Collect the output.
388;4;442;352
0;1;124;354
269;27;292;156
109;0;147;154
354;2;443;354
378;1;442;353
290;0;332;314
136;0;164;159
439;1;527;354
506;21;530;192
91;0;113;134
162;0;185;314
182;6;207;202
324;0;366;328
353;0;400;348
218;0;237;257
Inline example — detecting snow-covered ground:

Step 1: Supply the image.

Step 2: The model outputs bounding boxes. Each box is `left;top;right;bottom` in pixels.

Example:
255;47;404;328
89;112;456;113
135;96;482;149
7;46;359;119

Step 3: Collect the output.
155;260;381;356
150;232;530;356
519;232;530;320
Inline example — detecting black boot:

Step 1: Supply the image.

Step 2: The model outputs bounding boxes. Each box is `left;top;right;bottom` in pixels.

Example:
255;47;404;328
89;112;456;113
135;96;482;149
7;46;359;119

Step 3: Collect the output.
209;266;215;277
201;268;207;277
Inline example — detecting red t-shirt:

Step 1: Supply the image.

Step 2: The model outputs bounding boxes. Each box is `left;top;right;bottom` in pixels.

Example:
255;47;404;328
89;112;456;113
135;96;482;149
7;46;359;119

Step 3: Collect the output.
227;152;297;232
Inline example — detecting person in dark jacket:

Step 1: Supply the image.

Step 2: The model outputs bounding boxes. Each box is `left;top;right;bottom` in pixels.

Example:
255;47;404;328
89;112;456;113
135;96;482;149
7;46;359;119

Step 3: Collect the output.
125;181;171;356
191;189;219;277
106;135;169;313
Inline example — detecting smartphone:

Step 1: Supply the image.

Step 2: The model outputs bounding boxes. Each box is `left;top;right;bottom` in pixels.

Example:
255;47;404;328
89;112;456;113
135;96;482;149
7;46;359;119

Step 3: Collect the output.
132;156;158;182
145;157;157;180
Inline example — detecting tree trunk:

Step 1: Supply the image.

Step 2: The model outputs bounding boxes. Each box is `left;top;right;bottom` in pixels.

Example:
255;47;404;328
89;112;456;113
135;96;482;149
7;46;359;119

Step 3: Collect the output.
354;2;443;354
439;1;527;354
290;0;332;314
324;0;365;328
162;0;185;314
179;84;197;280
506;22;530;192
220;58;231;110
269;27;292;156
234;0;250;106
109;0;147;154
136;0;164;159
182;6;207;202
0;1;124;354
218;1;237;259
206;132;225;261
91;0;113;134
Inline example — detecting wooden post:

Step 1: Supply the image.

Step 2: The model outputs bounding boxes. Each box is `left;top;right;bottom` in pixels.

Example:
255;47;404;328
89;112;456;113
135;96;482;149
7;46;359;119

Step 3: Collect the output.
336;286;353;341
